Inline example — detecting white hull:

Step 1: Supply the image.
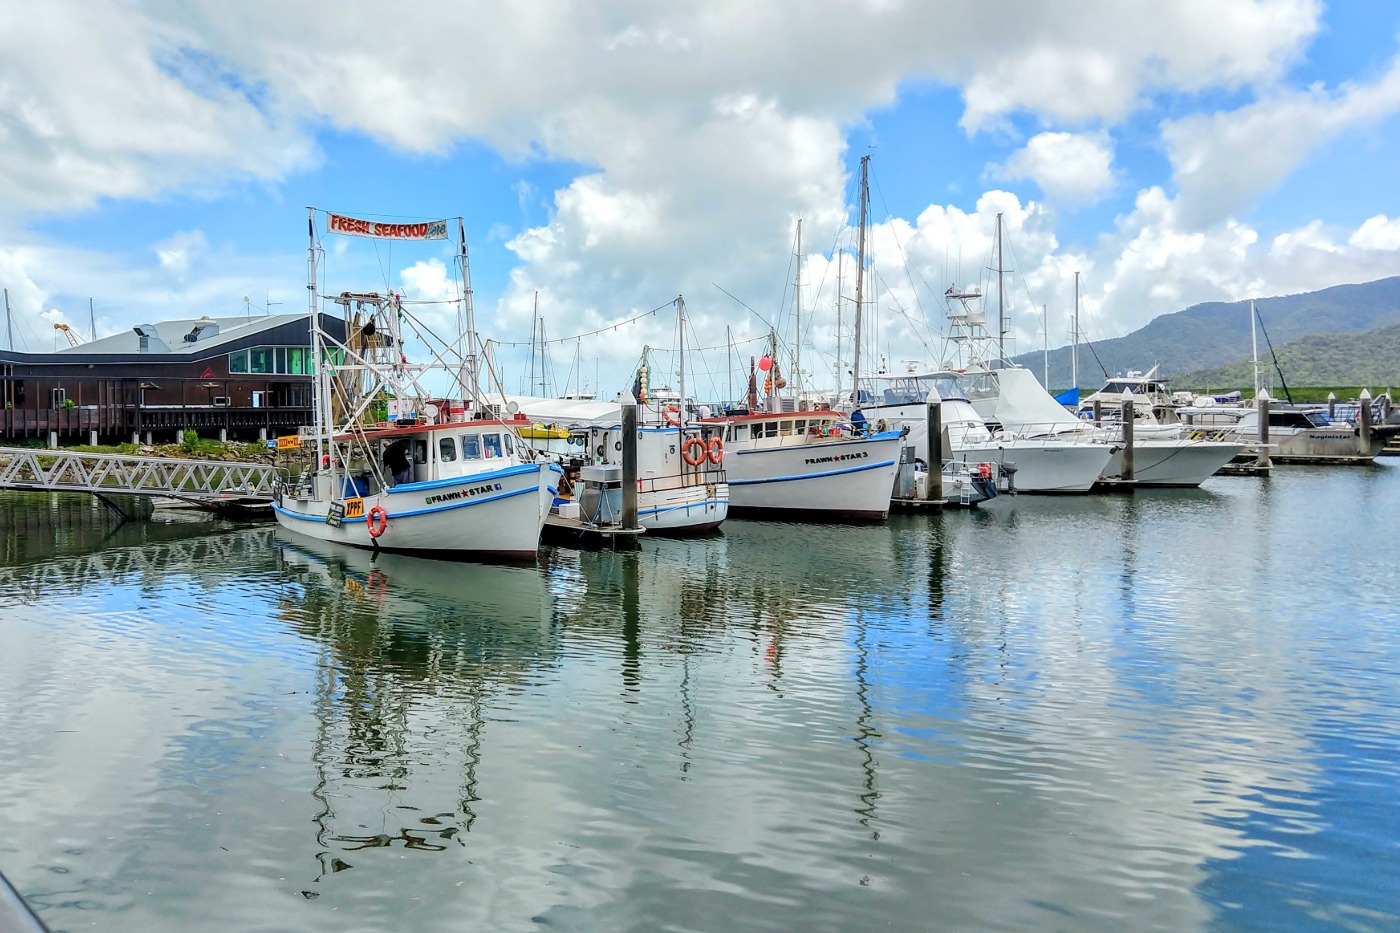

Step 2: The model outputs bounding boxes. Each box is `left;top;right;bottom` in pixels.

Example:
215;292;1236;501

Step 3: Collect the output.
725;432;902;518
638;481;729;533
1102;440;1244;486
274;463;552;559
950;440;1113;494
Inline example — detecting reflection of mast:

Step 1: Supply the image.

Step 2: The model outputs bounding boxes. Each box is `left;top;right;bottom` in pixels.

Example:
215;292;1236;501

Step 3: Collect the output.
852;608;879;836
851;155;870;403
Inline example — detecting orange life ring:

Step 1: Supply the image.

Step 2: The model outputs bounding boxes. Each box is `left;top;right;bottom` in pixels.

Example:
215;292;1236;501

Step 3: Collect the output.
707;436;724;464
663;405;681;426
367;505;388;538
682;436;707;466
977;462;993;479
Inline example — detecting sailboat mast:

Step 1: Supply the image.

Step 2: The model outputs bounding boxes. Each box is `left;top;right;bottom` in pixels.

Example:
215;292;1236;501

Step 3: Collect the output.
529;291;538;396
726;325;733;404
89;298;96;342
1250;300;1261;398
1042;304;1048;387
852;154;869;405
794;218;803;397
1072;271;1080;391
996;212;1005;364
3;288;12;351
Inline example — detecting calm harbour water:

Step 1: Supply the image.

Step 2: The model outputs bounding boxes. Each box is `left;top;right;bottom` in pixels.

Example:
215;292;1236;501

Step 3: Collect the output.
2;465;1398;933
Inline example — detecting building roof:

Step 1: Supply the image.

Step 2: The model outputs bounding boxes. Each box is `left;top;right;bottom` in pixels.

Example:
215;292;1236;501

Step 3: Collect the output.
58;313;309;355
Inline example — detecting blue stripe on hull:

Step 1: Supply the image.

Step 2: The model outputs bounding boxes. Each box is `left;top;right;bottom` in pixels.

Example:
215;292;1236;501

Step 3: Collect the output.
728;459;896;486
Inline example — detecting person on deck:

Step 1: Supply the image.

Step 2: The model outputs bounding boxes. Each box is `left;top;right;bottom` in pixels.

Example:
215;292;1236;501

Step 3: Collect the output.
850;409;868;436
383;438;412;486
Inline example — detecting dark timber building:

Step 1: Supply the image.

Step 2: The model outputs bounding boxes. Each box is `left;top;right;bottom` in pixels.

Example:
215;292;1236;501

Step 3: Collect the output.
0;313;345;445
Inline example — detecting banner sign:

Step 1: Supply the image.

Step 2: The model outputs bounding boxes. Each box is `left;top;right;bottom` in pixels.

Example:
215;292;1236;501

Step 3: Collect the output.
276;434;303;450
328;213;448;240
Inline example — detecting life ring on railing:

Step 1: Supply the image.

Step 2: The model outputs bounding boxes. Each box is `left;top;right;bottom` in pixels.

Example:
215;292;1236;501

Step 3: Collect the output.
366;506;388;538
707;436;724;464
977;462;993;480
682;437;708;466
663;405;681;426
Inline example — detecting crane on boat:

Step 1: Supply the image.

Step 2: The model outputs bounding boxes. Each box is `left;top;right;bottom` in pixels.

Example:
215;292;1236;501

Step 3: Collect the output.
53;323;83;347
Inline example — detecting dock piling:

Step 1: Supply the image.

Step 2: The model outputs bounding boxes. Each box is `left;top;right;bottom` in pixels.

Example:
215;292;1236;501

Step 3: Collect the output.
925;401;943;503
1257;390;1272;469
621;405;639;530
1120;397;1135;482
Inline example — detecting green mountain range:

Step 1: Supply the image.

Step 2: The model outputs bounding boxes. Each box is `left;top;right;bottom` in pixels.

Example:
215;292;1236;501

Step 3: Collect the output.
1010;275;1400;391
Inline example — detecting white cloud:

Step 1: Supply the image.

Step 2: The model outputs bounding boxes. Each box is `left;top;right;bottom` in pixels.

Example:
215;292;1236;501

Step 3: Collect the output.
3;0;1398;393
992;131;1116;204
1349;214;1400;251
1162;50;1400;227
154;230;208;278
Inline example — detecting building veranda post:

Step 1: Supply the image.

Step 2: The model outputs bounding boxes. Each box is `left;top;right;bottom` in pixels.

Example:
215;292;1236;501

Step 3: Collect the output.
0;314;346;446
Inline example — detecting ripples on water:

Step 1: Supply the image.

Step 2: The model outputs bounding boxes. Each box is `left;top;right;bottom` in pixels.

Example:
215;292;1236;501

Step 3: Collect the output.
1;469;1398;932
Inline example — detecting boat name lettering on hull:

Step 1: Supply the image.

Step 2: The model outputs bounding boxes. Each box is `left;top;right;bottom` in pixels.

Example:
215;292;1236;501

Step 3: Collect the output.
425;482;503;505
804;451;869;466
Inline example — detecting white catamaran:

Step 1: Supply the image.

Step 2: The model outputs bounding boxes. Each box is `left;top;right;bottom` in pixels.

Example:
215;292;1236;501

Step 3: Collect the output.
272;209;556;560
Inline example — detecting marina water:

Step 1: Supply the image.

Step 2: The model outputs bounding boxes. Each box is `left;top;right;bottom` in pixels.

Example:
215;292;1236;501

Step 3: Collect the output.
2;465;1398;932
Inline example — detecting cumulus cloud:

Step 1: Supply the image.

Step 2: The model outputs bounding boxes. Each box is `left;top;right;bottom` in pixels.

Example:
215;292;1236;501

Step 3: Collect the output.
992;131;1116;204
2;0;1397;395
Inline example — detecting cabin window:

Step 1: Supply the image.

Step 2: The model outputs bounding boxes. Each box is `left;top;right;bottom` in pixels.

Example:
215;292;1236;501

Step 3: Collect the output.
762;422;778;439
461;434;482;459
728;425;749;442
411;439;428;464
779;420;793;436
503;433;515;456
439;437;457;462
794;419;806;432
483;433;503;458
229;351;248;374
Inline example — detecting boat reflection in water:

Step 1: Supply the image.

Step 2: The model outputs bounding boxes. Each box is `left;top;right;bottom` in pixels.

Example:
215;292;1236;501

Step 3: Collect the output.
271;531;558;880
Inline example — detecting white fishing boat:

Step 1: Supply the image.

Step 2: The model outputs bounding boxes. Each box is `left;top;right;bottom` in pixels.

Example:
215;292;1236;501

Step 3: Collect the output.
534;297;728;536
272;209;555;560
566;417;729;534
700;404;903;519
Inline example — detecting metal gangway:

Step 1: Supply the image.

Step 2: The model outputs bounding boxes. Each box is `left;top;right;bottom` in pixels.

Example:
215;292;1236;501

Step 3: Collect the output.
0;446;279;517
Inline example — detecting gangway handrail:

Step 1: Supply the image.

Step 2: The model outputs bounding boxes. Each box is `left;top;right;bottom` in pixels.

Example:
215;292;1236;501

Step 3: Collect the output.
0;446;280;503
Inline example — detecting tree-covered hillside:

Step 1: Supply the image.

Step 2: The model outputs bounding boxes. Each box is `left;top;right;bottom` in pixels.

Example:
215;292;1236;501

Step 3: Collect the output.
1167;322;1400;395
1011;276;1400;391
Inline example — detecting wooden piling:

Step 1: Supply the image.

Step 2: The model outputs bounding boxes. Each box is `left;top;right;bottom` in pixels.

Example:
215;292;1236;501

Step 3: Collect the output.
925;401;943;502
621;404;639;530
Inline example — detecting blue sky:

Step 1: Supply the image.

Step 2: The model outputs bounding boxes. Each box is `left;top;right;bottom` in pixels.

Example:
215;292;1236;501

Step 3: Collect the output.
2;1;1399;399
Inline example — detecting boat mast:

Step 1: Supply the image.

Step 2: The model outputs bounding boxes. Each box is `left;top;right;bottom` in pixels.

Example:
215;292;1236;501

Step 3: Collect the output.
1072;271;1080;391
726;325;733;405
89;298;96;342
456;218;478;402
794;218;803;397
1250;299;1261;399
529;290;538;396
677;294;686;424
306;206;326;469
852;155;869;405
3;288;12;351
996;212;1006;364
1042;304;1048;387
